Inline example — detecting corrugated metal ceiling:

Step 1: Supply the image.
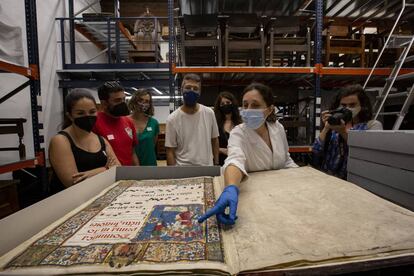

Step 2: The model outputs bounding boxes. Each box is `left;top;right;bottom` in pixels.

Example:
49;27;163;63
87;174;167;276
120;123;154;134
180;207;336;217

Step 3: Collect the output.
178;0;414;20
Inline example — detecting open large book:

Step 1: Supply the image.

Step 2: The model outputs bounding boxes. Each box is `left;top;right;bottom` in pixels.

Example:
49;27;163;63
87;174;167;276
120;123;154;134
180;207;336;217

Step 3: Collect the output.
1;167;414;275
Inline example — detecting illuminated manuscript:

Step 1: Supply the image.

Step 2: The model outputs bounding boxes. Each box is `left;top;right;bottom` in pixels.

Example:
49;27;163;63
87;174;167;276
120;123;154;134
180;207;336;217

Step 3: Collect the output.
2;168;414;275
2;177;226;274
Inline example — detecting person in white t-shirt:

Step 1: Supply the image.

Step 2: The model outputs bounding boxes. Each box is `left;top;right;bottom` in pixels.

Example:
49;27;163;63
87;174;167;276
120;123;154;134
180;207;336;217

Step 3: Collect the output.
165;74;220;166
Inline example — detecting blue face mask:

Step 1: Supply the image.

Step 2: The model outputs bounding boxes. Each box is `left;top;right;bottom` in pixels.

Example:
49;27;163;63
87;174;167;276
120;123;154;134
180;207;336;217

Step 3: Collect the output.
183;90;200;107
241;109;266;129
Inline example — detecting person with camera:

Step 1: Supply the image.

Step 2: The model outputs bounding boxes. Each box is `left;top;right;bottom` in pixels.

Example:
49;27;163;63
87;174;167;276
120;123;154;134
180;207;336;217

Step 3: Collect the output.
312;84;382;179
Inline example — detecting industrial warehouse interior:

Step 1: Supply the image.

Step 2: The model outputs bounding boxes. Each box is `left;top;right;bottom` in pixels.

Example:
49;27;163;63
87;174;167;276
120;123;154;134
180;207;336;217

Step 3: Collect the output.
0;0;413;275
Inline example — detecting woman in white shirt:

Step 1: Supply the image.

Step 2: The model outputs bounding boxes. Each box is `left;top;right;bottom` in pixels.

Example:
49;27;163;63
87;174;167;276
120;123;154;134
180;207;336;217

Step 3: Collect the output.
198;83;298;225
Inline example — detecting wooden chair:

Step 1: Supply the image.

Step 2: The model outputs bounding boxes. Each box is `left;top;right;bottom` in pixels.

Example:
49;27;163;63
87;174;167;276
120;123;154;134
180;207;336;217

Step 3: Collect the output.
0;118;26;159
180;14;222;66
325;21;365;67
268;16;311;67
224;13;266;66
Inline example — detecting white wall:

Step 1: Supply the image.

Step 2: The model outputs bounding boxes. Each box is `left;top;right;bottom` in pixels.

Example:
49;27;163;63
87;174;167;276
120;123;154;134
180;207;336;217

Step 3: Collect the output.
153;106;170;124
0;0;104;179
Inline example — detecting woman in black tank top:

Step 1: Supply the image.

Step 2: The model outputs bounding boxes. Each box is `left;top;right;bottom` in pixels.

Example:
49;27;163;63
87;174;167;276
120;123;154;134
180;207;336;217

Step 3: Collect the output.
49;90;120;195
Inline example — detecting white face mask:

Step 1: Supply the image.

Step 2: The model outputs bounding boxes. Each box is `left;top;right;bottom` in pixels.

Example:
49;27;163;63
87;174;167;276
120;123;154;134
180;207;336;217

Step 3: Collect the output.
241;109;266;129
347;106;361;118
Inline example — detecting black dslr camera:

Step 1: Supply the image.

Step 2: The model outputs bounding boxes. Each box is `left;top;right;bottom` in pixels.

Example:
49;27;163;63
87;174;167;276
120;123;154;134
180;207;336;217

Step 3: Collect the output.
327;107;353;125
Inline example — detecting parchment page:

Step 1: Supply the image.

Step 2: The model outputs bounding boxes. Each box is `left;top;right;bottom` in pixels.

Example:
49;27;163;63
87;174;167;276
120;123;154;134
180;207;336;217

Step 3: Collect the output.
229;166;414;272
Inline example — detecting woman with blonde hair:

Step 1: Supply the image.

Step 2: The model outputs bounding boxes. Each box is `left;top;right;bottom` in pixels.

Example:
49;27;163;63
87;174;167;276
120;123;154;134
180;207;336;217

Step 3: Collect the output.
128;89;160;166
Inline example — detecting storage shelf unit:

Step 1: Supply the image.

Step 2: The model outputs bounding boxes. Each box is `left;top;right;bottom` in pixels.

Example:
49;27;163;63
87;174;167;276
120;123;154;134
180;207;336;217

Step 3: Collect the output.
60;0;414;140
0;0;45;177
57;0;177;109
170;0;414;140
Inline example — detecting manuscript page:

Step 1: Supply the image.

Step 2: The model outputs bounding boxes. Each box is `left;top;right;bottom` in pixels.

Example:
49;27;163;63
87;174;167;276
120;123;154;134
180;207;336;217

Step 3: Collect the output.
229;167;414;273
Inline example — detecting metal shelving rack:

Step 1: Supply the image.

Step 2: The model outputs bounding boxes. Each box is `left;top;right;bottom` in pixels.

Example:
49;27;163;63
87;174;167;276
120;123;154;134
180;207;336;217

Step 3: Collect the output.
56;0;173;108
168;0;178;112
0;0;46;177
314;0;323;140
56;0;414;150
171;0;414;144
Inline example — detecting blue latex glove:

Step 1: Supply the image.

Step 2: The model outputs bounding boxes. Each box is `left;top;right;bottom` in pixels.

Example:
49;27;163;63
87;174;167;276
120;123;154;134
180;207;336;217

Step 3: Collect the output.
198;185;239;225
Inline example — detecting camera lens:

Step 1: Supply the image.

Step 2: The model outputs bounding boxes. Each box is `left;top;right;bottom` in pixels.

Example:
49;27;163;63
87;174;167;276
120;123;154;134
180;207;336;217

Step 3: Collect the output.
328;113;342;125
327;108;353;125
342;108;353;123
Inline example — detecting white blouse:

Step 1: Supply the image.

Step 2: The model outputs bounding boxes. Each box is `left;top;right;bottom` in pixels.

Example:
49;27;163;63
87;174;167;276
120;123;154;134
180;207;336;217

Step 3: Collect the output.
223;121;298;176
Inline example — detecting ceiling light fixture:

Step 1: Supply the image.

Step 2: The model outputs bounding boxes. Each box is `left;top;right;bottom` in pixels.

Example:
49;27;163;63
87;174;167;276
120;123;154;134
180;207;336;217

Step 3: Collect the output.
152;87;164;95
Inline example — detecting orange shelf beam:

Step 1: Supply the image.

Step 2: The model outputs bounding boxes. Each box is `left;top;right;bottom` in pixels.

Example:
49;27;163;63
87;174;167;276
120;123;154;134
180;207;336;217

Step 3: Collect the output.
0;158;37;174
289;146;312;153
0;152;44;174
173;64;414;76
35;151;45;167
0;60;39;79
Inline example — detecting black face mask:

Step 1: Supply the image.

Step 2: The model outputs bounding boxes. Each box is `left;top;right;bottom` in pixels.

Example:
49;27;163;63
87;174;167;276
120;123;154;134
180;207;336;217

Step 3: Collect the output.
109;102;130;117
220;104;235;115
74;116;97;132
182;90;200;107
